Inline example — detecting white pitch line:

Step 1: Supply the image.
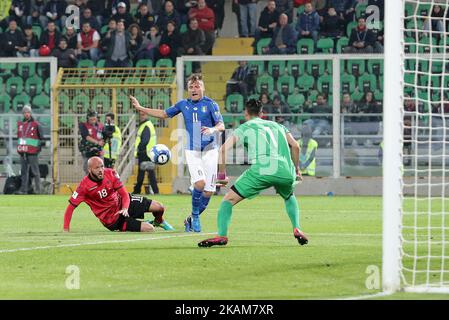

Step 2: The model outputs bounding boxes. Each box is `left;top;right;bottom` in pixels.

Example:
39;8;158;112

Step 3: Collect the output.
0;232;215;254
337;291;394;300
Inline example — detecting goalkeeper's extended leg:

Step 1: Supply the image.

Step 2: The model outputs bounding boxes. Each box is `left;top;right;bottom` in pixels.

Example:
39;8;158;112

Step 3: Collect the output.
284;195;308;245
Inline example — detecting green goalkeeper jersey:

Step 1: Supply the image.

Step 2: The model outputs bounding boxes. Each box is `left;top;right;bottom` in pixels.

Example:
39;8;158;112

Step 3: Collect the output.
233;117;295;179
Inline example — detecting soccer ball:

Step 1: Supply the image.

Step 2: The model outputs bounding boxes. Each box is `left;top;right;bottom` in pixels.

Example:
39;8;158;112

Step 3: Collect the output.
149;144;171;165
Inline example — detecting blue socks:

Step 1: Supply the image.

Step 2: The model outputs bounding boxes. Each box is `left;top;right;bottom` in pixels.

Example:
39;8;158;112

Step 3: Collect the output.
199;194;211;215
192;188;203;216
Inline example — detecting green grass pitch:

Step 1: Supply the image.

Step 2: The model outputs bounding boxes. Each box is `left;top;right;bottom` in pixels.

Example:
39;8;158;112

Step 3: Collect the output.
0;194;448;300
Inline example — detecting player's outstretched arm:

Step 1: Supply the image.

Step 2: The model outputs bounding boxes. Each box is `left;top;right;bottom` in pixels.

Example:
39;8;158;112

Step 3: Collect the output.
130;95;168;119
63;203;76;232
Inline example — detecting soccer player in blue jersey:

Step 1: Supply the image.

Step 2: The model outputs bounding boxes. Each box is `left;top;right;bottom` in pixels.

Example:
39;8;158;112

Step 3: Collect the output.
130;73;225;232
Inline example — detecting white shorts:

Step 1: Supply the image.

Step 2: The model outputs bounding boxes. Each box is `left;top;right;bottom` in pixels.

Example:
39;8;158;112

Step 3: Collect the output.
185;148;219;192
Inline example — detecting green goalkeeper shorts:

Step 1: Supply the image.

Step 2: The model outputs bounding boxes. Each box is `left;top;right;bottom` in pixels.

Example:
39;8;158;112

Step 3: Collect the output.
232;167;295;200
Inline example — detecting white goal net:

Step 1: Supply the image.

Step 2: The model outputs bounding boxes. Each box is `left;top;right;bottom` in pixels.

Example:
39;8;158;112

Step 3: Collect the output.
383;0;449;293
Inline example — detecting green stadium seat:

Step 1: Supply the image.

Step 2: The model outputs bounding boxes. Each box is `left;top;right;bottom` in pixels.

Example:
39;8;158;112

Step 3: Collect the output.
58;93;71;113
347;59;366;77
72;94;90;113
287;93;305;113
124;77;141;85
417;3;431;16
64;77;82;85
248;61;265;76
37;63;50;79
0;94;11;113
222;114;235;129
18;62;36;78
431;61;444;73
268;60;285;79
13;94;31;112
134;93;151;107
117;95;131;114
418;60;429;72
152;93;170;109
100;25;109;34
439;37;449;53
78;59;95;68
367;59;384;76
92;94;111;111
25;76;43;97
340;73;356;94
31;93;50;109
418;36;438;54
180;23;188;34
297;5;305;16
296;74;315;93
85;77;104;85
336;37;349;54
247;94;260;101
346;21;357;37
296;38;314;54
405;2;415;17
404;37;417;54
136;59;153;68
0;63;17;77
317;74;332;95
355;3;367;18
277;75;295;98
225;93;244;113
317;38;334;53
419;74;441;88
404;72;416;86
374;90;383;101
96;59;106;68
155;58;174;79
6;76;24;97
256;74;274;94
404;58;416;72
256;38;271;55
351;91;364;103
306;60;326;78
307;90;319;103
184;61;193;77
44;78;51;95
287;60;305;79
358;73;377;93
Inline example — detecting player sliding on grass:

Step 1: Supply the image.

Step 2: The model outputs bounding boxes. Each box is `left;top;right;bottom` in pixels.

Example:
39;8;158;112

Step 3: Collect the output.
130;73;225;233
198;99;308;247
63;156;174;232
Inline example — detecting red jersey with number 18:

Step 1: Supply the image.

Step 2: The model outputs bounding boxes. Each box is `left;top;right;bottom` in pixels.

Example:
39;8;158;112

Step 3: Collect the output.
68;169;128;227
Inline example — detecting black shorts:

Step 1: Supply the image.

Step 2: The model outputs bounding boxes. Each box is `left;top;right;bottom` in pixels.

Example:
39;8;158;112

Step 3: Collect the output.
106;194;153;232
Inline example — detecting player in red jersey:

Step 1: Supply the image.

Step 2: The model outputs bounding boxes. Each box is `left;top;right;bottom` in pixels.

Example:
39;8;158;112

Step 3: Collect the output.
63;157;174;232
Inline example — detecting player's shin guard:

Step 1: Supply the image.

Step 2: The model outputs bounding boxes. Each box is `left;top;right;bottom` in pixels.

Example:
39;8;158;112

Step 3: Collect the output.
284;195;301;230
191;188;203;216
199;194;211;215
217;200;233;237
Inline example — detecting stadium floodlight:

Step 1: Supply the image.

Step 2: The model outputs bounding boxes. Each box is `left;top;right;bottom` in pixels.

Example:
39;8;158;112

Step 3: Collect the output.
383;0;449;294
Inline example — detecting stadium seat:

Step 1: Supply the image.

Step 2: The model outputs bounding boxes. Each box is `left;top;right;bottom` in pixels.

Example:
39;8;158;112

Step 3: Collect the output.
418;60;429;72
287;93;305;113
439;37;449;53
351;91;364;103
256;74;274;94
225;93;244;113
0;94;11;113
355;3;367;18
346;21;358;37
268;60;285;79
417;3;431;16
405;2;415;17
247;94;259;101
336;37;349;54
248;61;265;76
64;77;82;85
96;59;106;68
72;94;90;113
31;93;50;109
12;93;31;112
307;90;319;103
317;74;332;95
340;73;356;94
306;60;326;78
85;76;104;85
317;38;334;53
0;62;17;77
58;93;71;113
367;60;384;76
25;76;43;97
180;23;188;34
256;38;271;55
124;77;141;85
277;75;295;98
346;59;366;77
135;59;153;77
78;59;95;68
419;74;441;88
6;76;24;97
296;38;314;54
296;74;315;93
91;94;111;111
374;90;383;101
418;36;438;54
44;78;51;95
287;60;305;80
404;37;417;54
152;93;170;109
37;63;50;79
117;95;131;114
431;61;444;74
155;58;174;79
18;62;36;79
134;93;151;107
222;114;235;129
404;72;416;86
100;25;109;34
184;61;193;77
358;73;377;93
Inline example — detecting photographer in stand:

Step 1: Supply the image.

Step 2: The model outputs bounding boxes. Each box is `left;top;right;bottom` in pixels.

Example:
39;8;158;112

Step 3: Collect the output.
79;110;105;174
102;112;122;169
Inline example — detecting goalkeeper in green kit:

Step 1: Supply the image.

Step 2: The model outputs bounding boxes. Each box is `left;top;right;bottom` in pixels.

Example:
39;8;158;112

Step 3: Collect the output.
198;99;308;247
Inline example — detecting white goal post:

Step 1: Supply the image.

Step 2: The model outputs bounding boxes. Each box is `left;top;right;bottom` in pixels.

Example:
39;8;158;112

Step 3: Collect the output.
383;0;449;293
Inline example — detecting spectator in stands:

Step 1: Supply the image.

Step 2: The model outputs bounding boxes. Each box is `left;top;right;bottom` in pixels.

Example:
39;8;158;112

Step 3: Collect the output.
27;5;46;29
0;20;25;57
232;0;243;37
174;0;198;25
259;93;272;119
343;17;375;54
340;92;357;113
16;24;39;57
368;0;384;20
178;18;205;72
79;110;105;174
328;0;356;26
264;13;297;54
138;0;162;17
226;61;250;100
155;20;181;64
267;95;291;123
9;0;28;27
86;0;107;28
134;25;160;62
128;23;143;59
77;21;101;62
156;0;182;32
135;3;156;33
357;90;382;114
296;2;320;48
236;0;258;37
320;7;345;41
16;105;44;195
109;0;131;15
64;26;78;50
31;0;46;16
188;0;216;54
254;0;280;45
40;20;62;52
112;2;135;28
104;20;133;67
304;93;332;136
73;0;88;13
207;0;225;36
51;37;78;68
43;0;67;30
423;4;445;38
80;7;100;32
276;0;294;23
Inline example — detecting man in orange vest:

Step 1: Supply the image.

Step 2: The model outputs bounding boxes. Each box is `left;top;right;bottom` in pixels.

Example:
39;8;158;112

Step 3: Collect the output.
16;105;44;194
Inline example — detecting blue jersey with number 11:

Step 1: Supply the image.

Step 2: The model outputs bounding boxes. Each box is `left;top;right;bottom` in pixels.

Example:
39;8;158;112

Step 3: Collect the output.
165;96;223;151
